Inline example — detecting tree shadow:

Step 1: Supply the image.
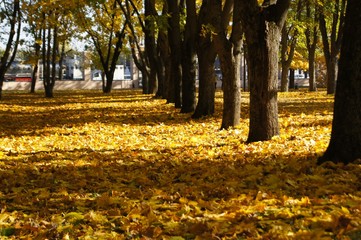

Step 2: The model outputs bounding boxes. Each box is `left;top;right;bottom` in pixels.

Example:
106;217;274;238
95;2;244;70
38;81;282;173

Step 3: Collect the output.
0;90;196;137
1;144;360;238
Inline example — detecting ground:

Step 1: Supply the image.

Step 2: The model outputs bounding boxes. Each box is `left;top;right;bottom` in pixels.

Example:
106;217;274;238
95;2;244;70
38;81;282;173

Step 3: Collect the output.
0;89;360;239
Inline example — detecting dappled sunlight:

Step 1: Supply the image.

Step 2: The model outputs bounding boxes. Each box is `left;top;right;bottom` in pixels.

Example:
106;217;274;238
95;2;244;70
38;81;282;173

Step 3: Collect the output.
1;90;361;239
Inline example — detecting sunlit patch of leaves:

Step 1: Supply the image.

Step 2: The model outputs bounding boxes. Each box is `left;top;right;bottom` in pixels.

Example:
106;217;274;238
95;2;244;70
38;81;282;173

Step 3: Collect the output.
0;89;360;239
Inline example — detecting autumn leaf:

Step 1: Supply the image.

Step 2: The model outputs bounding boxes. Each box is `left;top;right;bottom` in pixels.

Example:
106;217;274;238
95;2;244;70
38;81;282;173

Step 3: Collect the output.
0;90;360;239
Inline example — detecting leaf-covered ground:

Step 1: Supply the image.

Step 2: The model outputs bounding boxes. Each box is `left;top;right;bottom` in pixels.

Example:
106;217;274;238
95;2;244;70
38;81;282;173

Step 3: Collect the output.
0;89;360;239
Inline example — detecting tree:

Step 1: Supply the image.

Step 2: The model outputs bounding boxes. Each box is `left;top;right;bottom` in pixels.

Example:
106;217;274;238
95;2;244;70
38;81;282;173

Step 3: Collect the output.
119;0;151;94
143;0;159;95
24;0;78;97
76;0;126;93
213;0;243;129
22;0;41;93
192;0;218;119
304;0;319;92
0;0;21;100
239;0;290;142
279;0;302;92
180;0;197;113
318;0;346;95
156;5;171;100
122;0;165;96
40;8;58;98
167;0;182;108
318;0;361;164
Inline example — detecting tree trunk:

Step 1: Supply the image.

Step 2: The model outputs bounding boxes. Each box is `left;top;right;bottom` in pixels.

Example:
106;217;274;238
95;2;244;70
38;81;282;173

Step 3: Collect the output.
155;4;171;99
42;23;55;98
192;50;216;118
155;30;167;98
30;64;39;93
167;0;182;108
214;0;243;129
305;1;318;92
246;24;280;142
58;41;66;80
280;22;297;92
192;0;217;119
280;25;289;92
240;0;290;142
103;74;114;94
325;57;337;94
318;0;361;164
308;52;317;91
319;0;346;95
144;0;158;95
180;0;197;113
0;0;21;100
280;67;289;92
289;69;295;89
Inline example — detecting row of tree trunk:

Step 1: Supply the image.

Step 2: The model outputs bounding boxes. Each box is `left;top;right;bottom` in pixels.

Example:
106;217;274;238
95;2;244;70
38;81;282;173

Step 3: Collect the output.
140;0;290;142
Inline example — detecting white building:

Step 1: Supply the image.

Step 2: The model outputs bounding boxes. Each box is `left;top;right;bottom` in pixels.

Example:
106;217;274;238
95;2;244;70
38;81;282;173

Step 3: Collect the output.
63;55;84;80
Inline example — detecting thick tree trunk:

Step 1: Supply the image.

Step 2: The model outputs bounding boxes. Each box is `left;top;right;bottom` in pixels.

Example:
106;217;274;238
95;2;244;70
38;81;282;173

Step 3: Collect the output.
155;31;166;98
246;23;280;142
213;0;243;129
325;57;337;94
192;0;217;119
192;50;216;118
157;31;171;100
44;85;54;98
103;71;114;94
167;0;182;108
318;0;361;164
240;0;290;142
144;0;158;95
181;48;197;113
180;0;197;113
218;44;242;129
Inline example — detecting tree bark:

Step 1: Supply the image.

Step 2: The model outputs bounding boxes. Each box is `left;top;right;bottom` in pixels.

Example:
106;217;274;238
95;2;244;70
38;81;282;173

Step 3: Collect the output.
318;0;361;164
214;0;243;129
239;0;290;142
0;0;21;100
167;0;182;108
30;30;42;93
318;0;346;95
180;0;197;113
289;69;295;89
42;18;55;98
156;28;171;99
280;22;297;92
308;51;317;91
192;0;217;119
144;0;158;94
305;0;318;92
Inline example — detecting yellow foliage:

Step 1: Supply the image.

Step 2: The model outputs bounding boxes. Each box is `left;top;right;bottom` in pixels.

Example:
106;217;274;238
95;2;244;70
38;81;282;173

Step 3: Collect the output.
0;89;360;239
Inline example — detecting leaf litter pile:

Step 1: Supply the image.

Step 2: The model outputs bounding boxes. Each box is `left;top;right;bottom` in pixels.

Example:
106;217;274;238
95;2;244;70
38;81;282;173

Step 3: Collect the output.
0;90;361;239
